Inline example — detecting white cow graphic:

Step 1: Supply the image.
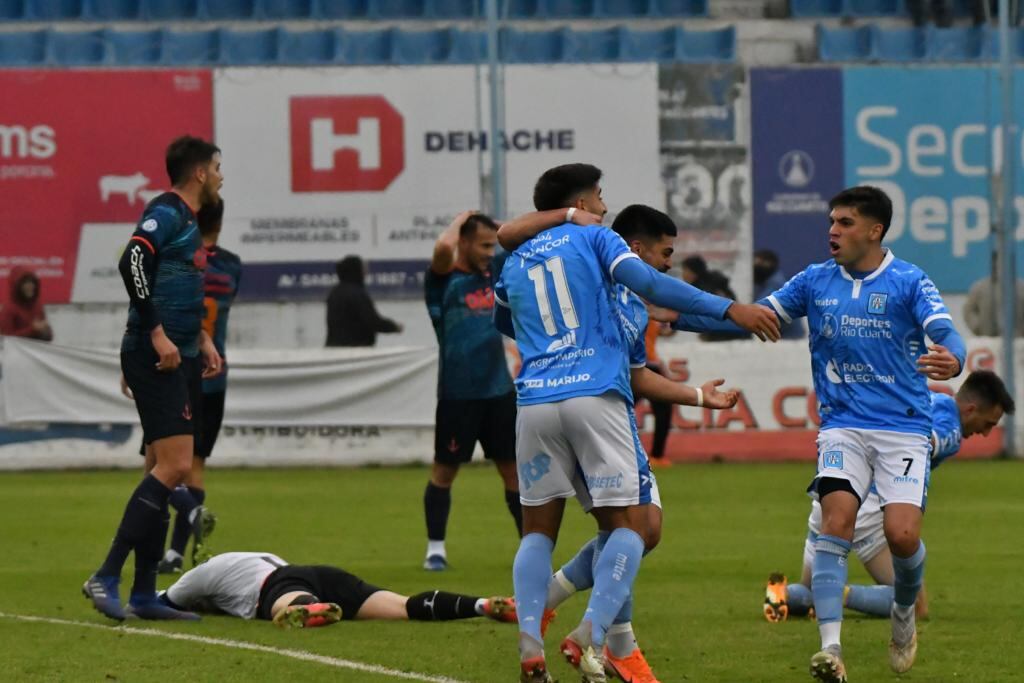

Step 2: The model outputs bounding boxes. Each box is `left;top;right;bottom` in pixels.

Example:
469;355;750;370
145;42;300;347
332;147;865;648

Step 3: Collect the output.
99;172;150;204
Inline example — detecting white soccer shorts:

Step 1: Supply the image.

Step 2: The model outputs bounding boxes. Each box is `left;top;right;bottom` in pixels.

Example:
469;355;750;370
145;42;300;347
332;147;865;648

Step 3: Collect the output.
804;491;887;566
515;392;653;509
814;427;931;508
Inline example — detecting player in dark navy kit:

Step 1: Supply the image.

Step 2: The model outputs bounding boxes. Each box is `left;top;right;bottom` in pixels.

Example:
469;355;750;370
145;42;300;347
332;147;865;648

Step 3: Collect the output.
422;211;519;571
84;136;224;622
159;198;242;575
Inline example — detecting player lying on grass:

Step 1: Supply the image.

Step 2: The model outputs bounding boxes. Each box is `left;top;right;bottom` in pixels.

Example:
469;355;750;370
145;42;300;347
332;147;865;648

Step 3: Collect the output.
764;371;1014;623
496;201;750;683
158;551;542;627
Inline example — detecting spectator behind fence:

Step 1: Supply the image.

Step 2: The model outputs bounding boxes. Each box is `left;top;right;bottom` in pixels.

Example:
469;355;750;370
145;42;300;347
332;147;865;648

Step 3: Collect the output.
963;257;1024;337
0;266;53;341
325;256;402;347
754;249;805;340
681;255;748;341
908;0;954;26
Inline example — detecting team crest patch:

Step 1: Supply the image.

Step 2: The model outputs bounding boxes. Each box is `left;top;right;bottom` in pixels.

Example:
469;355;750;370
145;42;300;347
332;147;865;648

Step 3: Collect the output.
867;292;888;315
822;450;843;469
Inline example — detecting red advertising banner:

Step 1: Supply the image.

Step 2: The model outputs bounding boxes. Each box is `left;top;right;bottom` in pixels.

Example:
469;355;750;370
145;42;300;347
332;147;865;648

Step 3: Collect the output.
0;70;212;304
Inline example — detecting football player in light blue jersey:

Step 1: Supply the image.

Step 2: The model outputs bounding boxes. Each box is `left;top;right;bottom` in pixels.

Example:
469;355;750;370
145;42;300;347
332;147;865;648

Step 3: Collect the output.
495;165;779;683
499;203;741;682
673;186;967;681
767;371;1013;625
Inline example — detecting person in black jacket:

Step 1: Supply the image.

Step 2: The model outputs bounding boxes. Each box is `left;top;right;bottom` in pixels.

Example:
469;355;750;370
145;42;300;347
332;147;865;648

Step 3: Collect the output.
325;256;402;347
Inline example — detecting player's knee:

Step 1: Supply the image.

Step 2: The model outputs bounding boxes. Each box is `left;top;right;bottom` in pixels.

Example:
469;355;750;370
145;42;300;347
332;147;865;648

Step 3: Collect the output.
643;525;661;553
430;464;458;487
884;522;920;557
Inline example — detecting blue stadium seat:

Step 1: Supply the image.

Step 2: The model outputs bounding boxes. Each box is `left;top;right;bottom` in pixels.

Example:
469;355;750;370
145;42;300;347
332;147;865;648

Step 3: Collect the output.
0;30;45;64
983;26;1024;59
505;0;543;18
391;28;445;63
619;26;674;60
870;25;927;61
651;0;706;16
316;0;370;18
278;27;334;63
430;0;477;19
262;0;312;18
161;28;219;64
221;28;278;63
846;0;902;15
568;27;620;61
336;27;393;64
370;0;427;18
448;27;484;61
86;0;141;19
674;26;735;61
203;0;257;19
929;26;985;61
106;28;161;63
143;0;199;19
503;28;566;62
0;1;26;20
26;0;84;19
597;0;652;18
816;24;872;60
543;0;597;18
790;0;842;17
46;29;106;64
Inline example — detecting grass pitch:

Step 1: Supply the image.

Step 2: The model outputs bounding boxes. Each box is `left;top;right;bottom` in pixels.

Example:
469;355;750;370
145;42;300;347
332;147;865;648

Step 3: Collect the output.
0;461;1021;682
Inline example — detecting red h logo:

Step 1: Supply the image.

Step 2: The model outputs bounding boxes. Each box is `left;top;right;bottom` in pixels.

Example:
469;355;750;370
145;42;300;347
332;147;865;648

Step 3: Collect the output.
290;95;405;193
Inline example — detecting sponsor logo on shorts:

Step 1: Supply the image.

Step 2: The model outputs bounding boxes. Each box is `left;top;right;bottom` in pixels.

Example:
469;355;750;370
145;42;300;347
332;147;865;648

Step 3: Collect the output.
585;473;625;490
519;452;552;491
892;475;921;485
868;292;888;315
822;450;843;469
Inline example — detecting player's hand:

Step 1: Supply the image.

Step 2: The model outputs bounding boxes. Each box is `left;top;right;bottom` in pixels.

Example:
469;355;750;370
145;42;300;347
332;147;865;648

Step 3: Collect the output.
647;305;679;324
449;210;478;230
701;378;739;409
199;332;223;379
568;209;603;226
917;344;960;381
119;374;134;400
725;303;781;342
151;326;181;372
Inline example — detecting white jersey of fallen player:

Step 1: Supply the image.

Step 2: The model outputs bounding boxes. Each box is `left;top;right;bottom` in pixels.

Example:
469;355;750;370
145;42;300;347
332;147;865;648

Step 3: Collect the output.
163;552;288;619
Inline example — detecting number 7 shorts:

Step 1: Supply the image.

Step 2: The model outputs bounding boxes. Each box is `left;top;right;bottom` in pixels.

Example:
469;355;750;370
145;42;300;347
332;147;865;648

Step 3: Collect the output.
815;428;931;509
515;392;652;508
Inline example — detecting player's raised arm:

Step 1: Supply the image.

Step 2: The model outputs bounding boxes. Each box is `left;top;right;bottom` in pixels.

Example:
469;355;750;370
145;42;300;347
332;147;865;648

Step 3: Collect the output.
496;207;604;251
430;210;476;275
910;273;966;380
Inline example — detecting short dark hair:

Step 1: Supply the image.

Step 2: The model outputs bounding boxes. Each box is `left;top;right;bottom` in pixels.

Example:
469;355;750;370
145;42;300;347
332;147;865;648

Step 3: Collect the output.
754;249;779;267
166;135;220;187
335;255;364;285
533;163;602;211
197;198;224;237
829;186;893;239
958;370;1016;415
611;204;677;243
681;255;708;277
459;213;498;240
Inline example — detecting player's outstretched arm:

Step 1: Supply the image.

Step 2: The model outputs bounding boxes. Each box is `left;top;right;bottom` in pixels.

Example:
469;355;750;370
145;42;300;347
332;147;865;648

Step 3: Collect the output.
630;367;738;408
496;208;604;251
431;210;475;275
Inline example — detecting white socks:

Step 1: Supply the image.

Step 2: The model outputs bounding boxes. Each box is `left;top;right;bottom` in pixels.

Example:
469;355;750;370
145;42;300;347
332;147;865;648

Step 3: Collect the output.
426;540;446;558
820;621;842;649
606;622;638;658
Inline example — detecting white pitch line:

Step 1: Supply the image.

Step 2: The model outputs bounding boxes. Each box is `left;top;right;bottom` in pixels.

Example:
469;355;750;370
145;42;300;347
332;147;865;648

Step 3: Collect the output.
0;612;471;683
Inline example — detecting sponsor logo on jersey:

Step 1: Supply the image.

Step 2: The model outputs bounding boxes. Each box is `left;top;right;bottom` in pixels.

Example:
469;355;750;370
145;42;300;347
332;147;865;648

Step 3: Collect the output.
822;450;843;469
867;292;888;315
546;330;578;353
815;297;839;308
141;218;158;232
526;346;595;370
546;373;592;388
464;286;494;312
838;314;893;339
523;379;544;389
520;452;552;491
821;313;837;339
518;234;571;265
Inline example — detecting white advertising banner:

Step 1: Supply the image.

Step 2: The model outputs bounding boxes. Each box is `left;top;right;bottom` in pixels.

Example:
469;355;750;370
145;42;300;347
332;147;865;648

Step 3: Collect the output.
212;64;662;265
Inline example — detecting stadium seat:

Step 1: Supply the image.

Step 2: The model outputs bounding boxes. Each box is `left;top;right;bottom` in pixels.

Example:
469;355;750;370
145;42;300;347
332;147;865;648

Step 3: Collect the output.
503;27;566;62
336;27;393;64
26;0;84;19
262;0;313;18
86;0;141;19
984;26;1024;59
619;26;675;60
650;0;706;17
221;28;278;63
161;28;219;64
543;0;597;19
0;1;26;20
392;27;447;63
316;0;370;18
846;0;902;15
278;27;334;63
816;24;872;60
106;28;161;63
0;30;45;64
370;0;427;19
568;27;620;61
46;29;106;64
430;0;477;19
929;26;985;61
870;25;927;61
790;0;842;16
505;0;543;19
597;0;653;18
143;0;199;19
674;25;735;61
203;0;257;19
447;27;484;61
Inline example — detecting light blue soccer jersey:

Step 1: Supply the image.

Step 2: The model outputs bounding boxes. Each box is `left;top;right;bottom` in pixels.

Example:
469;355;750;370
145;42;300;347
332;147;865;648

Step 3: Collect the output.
767;250;952;436
930;392;962;469
617;285;648;369
495;223;640;406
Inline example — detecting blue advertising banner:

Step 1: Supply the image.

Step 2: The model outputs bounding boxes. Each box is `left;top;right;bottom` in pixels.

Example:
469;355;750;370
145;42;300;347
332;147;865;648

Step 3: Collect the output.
238;259;430;302
844;66;1024;292
751;68;845;281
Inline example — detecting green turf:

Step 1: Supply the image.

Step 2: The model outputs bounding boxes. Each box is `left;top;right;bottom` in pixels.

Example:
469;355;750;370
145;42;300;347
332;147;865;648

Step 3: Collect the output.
0;461;1021;682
